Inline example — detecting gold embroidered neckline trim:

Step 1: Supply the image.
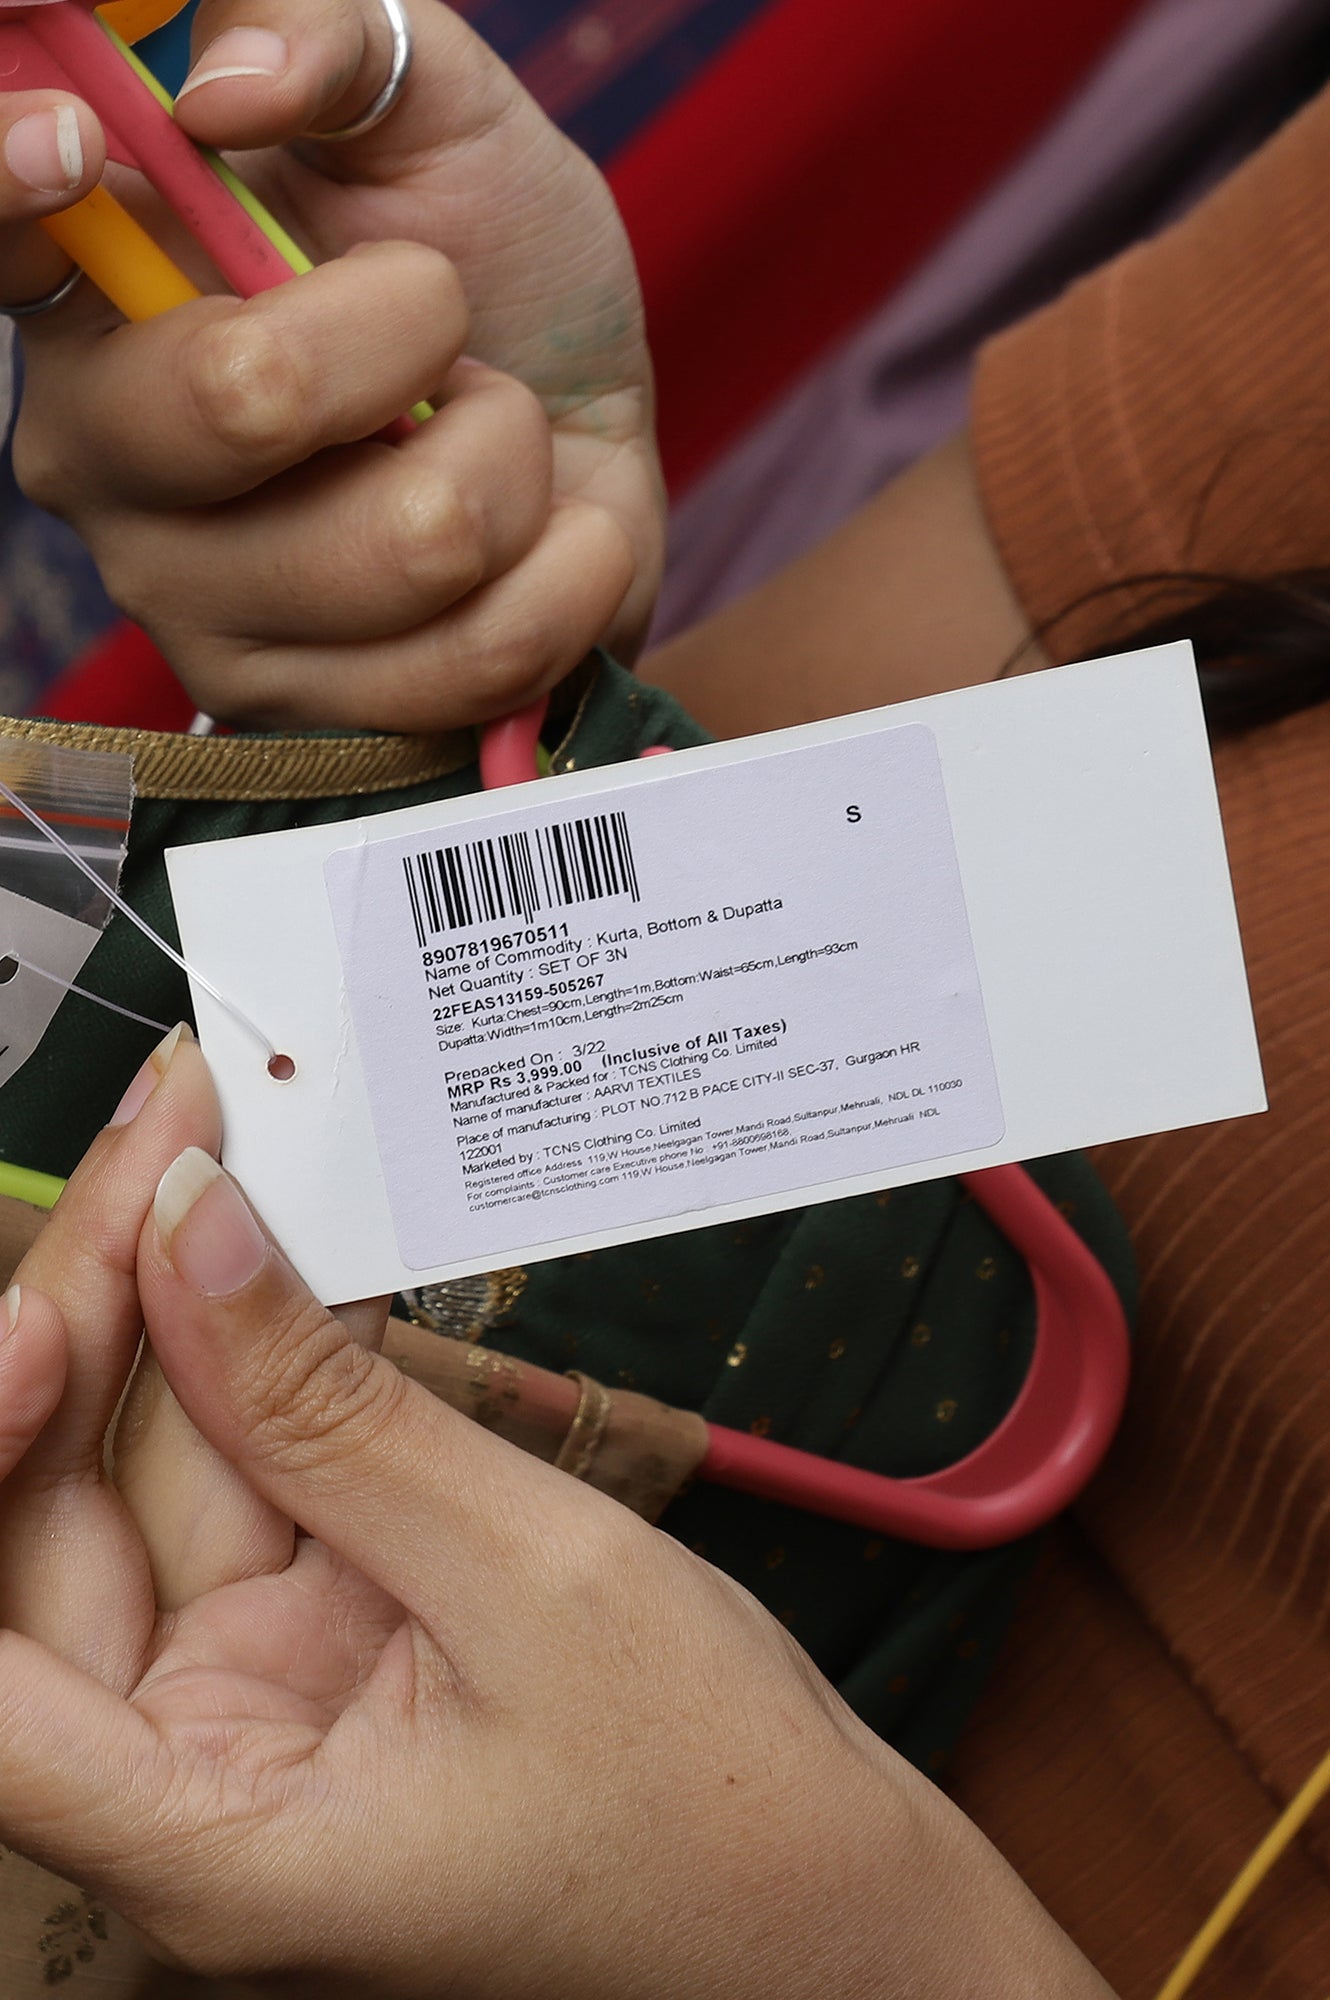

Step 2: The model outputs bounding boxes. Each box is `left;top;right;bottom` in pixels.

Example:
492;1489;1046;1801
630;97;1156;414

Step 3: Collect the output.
0;716;475;802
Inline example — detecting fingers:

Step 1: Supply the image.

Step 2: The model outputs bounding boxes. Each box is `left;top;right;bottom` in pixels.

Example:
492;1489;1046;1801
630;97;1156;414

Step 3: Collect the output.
198;494;635;729
0;1027;225;1685
0;93;106;308
105;360;553;647
17;260;626;728
10;1027;214;1494
111;1343;293;1613
137;1148;606;1665
15;240;468;514
112;1282;386;1616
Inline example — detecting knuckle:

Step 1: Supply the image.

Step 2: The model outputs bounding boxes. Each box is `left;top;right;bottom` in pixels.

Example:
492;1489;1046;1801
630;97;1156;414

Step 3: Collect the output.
185;314;306;469
536;1496;646;1605
239;1299;408;1476
390;474;486;602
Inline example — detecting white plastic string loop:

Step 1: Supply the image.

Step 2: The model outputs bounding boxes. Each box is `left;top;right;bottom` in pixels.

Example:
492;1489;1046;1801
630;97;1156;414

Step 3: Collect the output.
13;956;172;1034
0;778;279;1063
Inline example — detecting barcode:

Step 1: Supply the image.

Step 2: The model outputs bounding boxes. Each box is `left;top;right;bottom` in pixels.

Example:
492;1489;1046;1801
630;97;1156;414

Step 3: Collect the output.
403;809;640;943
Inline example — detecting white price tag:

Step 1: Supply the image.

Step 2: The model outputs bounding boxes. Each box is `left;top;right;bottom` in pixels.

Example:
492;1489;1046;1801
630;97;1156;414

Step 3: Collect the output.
167;644;1265;1303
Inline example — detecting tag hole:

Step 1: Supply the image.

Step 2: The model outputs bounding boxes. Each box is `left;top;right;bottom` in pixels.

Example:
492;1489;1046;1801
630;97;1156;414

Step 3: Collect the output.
267;1052;296;1082
0;957;19;985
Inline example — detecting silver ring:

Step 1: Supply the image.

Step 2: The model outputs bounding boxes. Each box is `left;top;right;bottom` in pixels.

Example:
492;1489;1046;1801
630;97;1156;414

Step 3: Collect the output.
311;0;413;140
0;266;83;320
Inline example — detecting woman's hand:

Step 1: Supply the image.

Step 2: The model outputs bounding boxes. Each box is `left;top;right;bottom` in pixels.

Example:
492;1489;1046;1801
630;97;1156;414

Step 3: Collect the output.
0;1033;1113;1998
5;0;663;730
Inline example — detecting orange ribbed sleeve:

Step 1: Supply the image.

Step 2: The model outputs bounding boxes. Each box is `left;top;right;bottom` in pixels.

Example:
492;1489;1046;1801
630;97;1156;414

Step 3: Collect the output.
972;84;1330;663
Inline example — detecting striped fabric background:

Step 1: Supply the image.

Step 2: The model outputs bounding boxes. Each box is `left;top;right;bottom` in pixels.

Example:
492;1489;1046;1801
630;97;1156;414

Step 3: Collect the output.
453;0;775;161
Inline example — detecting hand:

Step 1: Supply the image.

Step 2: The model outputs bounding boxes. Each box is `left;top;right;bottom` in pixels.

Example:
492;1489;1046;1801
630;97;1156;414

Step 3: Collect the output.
0;1043;1113;1997
7;0;663;730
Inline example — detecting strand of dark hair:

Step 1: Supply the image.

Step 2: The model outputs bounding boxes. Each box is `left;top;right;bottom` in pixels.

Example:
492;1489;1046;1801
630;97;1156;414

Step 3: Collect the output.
1000;569;1330;733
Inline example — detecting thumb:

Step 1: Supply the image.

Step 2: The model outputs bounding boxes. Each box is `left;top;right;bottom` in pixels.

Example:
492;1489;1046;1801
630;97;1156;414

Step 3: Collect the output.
138;1149;562;1646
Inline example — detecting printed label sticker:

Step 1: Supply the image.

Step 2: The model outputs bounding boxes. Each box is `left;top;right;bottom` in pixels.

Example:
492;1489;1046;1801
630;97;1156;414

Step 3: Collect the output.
324;724;1003;1269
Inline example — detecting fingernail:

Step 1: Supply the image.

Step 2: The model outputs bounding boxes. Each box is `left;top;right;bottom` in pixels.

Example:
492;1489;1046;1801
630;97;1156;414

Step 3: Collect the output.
4;107;83;194
155;1148;268;1297
109;1021;192;1128
3;1286;19;1338
177;28;288;97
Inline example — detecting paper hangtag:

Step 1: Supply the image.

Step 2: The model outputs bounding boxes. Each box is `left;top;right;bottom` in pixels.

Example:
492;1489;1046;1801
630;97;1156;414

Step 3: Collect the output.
166;643;1265;1305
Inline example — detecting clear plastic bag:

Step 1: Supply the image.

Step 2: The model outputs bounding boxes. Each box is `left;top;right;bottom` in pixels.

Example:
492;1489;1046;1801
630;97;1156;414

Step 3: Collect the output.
0;739;133;929
0;741;134;1088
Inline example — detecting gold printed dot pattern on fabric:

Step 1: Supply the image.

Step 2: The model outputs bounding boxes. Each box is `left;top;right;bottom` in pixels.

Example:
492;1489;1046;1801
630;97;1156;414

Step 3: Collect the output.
976;1255;998;1281
804;1263;825;1289
461;1347;524;1428
910;1321;932;1347
725;1340;748;1368
749;1414;773;1437
828;1335;847;1360
39;1891;109;1981
901;1254;921;1279
936;1398;959;1424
